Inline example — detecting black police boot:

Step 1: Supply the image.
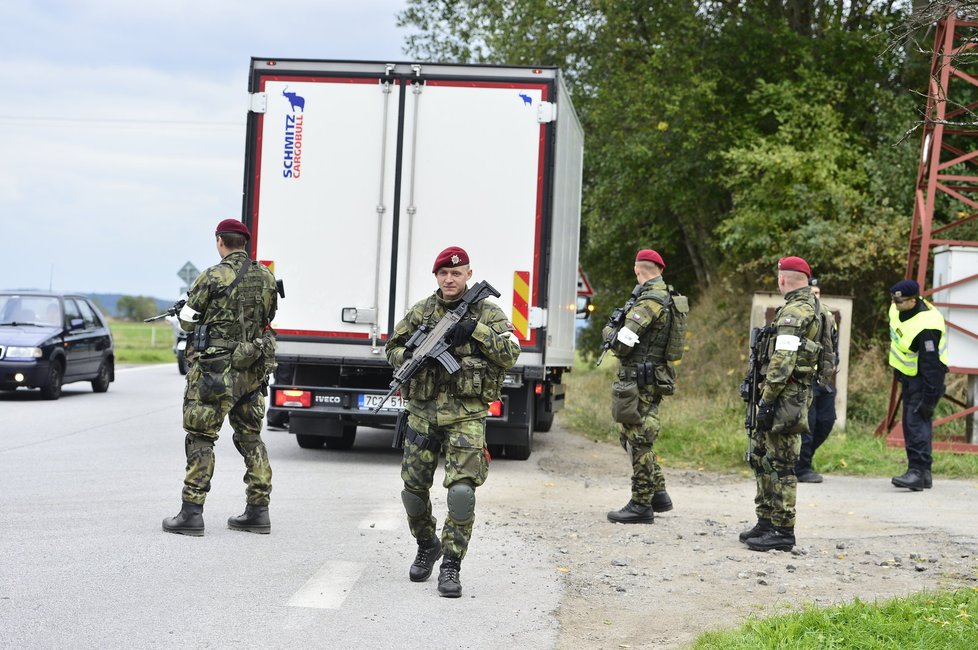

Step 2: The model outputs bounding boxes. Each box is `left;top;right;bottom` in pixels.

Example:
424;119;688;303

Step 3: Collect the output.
891;468;925;491
437;556;462;598
922;469;933;489
607;500;654;524
651;491;674;513
162;502;204;536
796;467;824;483
409;537;442;583
739;518;772;544
746;525;795;552
227;504;271;534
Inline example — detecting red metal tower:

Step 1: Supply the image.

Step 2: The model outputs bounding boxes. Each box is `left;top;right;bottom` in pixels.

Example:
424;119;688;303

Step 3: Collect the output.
877;12;978;451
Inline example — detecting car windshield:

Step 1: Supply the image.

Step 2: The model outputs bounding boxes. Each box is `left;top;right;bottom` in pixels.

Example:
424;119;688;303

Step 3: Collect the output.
0;295;62;327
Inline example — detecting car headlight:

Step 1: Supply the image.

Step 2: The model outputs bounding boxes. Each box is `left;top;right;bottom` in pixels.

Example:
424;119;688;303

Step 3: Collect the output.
4;346;43;359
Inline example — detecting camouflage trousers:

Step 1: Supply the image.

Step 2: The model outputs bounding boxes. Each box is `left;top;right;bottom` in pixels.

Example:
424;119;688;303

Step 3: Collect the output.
401;413;489;560
619;390;665;504
749;383;811;528
180;353;272;507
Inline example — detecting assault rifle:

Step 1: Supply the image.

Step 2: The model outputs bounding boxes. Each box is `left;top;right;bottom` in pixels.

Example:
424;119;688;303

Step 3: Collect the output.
144;299;186;323
595;284;643;367
739;325;773;462
373;280;501;414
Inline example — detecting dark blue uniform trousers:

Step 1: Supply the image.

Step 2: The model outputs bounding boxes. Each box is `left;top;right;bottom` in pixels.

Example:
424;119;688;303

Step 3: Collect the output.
899;375;933;471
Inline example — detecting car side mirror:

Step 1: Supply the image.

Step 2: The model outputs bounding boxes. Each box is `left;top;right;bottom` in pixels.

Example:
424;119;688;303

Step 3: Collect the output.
70;318;85;330
576;295;593;320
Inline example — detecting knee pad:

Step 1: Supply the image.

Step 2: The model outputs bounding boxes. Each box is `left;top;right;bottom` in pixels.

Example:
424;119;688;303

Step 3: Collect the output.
232;431;261;456
184;433;214;458
401;489;428;518
446;482;476;524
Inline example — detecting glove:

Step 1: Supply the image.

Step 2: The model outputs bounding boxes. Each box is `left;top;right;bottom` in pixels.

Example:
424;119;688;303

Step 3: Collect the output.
402;349;413;361
915;402;935;419
756;400;775;432
452;319;478;347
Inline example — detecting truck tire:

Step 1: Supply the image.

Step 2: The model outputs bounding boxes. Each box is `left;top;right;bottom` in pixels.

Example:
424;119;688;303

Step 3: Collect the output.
506;397;535;460
324;424;357;450
296;434;326;449
176;349;188;375
534;397;554;432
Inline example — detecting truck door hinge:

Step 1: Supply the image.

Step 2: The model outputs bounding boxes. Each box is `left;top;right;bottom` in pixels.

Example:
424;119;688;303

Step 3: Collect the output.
537;101;556;124
249;92;268;114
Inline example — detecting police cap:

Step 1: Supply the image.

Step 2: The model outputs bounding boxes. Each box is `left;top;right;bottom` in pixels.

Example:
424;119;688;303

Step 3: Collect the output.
432;246;469;273
889;279;920;299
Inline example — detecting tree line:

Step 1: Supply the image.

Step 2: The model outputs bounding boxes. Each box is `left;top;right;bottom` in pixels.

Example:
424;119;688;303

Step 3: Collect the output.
398;0;941;347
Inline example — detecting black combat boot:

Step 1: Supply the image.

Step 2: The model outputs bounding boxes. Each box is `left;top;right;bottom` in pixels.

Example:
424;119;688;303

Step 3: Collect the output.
739;518;772;544
651;491;674;513
437;556;462;598
891;468;925;491
923;469;933;489
796;467;823;483
746;525;795;552
162;502;204;536
227;504;271;534
607;500;654;524
409;537;442;582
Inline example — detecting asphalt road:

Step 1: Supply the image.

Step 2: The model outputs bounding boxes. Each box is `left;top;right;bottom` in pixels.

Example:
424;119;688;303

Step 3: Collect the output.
0;364;561;649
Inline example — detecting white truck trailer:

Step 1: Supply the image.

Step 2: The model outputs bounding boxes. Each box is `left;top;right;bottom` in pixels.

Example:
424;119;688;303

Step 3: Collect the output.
241;58;584;460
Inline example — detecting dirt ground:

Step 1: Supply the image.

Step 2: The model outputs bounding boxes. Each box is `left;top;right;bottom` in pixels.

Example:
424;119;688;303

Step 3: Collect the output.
486;421;978;649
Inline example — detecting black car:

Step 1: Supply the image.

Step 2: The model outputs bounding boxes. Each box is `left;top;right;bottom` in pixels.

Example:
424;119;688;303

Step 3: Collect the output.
0;291;115;399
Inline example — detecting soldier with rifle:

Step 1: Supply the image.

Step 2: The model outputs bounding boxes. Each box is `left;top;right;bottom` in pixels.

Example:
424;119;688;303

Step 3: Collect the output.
739;256;821;552
600;249;687;524
384;246;520;598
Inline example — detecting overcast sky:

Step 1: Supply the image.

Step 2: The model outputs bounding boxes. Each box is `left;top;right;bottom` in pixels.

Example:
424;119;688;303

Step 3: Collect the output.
0;0;412;300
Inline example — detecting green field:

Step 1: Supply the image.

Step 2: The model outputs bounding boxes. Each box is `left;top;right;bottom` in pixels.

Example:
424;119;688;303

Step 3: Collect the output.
109;319;176;364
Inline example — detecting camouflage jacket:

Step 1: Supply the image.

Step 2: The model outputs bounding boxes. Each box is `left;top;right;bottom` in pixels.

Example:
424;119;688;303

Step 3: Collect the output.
385;288;521;427
760;286;819;403
181;250;278;356
605;276;671;365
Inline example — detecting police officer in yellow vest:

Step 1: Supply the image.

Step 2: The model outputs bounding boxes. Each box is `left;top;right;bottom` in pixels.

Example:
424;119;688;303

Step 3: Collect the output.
888;279;947;491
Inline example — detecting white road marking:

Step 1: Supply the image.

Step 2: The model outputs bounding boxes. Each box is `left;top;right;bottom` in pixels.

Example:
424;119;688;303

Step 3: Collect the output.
287;561;366;609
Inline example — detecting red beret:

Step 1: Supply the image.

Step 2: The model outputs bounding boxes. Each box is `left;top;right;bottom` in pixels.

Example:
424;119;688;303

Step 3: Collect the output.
778;256;811;277
215;218;251;239
635;249;665;270
432;246;469;273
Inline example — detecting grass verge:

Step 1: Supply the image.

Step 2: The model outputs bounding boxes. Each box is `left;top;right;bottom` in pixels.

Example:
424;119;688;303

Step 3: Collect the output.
109;320;175;364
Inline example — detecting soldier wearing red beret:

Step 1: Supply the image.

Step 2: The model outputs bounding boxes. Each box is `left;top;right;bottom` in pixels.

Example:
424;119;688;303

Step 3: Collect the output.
386;245;521;598
740;256;819;552
605;249;688;524
163;218;279;537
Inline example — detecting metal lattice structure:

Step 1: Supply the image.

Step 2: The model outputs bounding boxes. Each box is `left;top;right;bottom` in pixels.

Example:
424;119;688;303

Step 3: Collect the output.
877;12;978;450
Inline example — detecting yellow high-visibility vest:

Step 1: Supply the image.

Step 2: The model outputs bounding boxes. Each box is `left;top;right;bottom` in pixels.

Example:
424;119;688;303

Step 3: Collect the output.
888;301;948;376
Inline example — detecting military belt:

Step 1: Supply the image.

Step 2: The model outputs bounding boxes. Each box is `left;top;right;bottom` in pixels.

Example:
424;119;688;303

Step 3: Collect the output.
208;337;238;351
405;425;441;452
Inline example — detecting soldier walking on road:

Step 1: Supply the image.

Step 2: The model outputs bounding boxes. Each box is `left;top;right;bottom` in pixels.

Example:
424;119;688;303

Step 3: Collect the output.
605;249;687;524
887;279;947;491
741;257;820;552
162;219;279;537
385;246;521;598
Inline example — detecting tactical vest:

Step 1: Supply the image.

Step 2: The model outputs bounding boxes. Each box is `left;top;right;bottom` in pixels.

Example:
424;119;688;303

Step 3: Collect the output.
814;303;838;388
764;295;822;381
625;286;671;364
402;294;505;403
888;301;948;376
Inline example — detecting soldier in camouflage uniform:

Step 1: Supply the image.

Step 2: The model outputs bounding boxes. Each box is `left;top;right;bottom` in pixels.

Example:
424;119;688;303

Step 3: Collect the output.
605;249;681;524
163;219;279;537
385;246;520;598
740;256;820;552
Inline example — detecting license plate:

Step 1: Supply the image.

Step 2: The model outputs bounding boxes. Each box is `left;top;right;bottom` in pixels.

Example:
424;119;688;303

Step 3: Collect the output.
358;393;405;411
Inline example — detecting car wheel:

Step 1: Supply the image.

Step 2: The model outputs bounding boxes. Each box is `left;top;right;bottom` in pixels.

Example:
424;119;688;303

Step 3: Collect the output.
92;360;111;393
40;362;64;400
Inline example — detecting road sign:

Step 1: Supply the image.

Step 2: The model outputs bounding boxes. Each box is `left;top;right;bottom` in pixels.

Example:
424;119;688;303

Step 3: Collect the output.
577;267;593;296
178;262;200;288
